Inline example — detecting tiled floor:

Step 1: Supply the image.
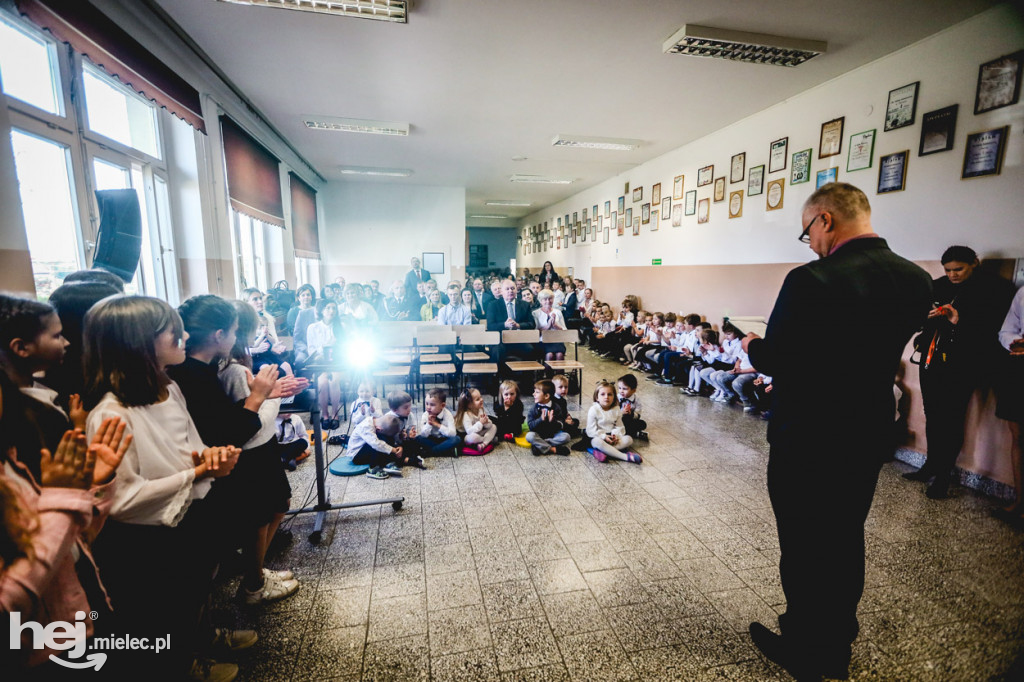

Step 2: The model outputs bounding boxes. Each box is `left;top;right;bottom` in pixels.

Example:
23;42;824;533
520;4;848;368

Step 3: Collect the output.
215;350;1024;681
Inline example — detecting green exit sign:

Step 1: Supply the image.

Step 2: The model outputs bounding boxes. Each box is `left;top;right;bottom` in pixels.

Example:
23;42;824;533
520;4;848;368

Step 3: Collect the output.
651;258;662;265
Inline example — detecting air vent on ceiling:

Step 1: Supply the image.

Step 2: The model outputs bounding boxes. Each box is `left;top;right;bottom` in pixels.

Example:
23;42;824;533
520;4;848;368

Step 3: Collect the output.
216;0;408;23
509;174;574;185
552;135;641;151
304;116;409;136
663;24;826;67
339;166;412;177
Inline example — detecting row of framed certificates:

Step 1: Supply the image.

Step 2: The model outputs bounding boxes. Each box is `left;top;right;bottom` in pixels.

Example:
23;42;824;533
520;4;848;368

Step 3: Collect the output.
521;50;1021;253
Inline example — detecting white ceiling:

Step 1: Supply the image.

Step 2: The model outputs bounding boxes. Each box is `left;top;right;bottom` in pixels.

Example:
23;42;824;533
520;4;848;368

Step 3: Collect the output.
152;0;1003;227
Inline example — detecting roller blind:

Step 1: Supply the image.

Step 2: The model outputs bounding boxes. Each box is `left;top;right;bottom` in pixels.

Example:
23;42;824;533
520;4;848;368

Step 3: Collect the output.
221;115;284;227
289;172;320;259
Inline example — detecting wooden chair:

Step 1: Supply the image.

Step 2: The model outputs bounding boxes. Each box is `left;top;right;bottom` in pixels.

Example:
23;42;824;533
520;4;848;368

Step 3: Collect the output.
540;329;584;404
500;329;544;387
372;324;415;397
415;330;458;402
458;330;500;398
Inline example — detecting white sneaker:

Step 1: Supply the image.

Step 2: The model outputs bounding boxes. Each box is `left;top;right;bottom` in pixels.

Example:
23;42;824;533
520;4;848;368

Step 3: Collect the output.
710;390;722;400
239;573;300;605
264;567;294;581
189;657;238;682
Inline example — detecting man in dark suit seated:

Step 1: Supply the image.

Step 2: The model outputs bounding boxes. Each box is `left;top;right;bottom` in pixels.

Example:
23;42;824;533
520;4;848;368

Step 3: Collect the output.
378;281;421;321
742;182;932;681
487;279;536;361
403;256;430;298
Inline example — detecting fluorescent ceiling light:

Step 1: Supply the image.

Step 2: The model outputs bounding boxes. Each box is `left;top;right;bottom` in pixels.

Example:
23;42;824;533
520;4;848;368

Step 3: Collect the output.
304;116;409;136
215;0;408;23
663;24;826;67
469;215;508;219
509;174;574;185
339;165;413;177
485;200;533;207
552;135;641;151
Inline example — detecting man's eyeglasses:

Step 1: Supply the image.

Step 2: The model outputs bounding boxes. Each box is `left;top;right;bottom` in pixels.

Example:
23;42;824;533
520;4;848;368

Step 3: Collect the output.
798;214;821;243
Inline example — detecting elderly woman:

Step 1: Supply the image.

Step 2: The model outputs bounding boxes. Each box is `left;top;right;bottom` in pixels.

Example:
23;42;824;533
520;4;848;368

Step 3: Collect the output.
337;282;378;324
533;289;567;361
903;245;1016;499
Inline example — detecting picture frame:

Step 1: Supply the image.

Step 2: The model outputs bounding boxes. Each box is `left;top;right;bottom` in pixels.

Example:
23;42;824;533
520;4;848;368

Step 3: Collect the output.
660;197;671;220
617;196;625;214
591;221;597;242
877;150;909;193
571;225;576;244
730;152;745;183
671;203;682;227
697;198;710;224
563;235;569;249
816;167;838;188
582;208;588;221
423;252;444;275
604;200;611;218
625;208;633;225
819;117;845;159
697;165;714;187
616;214;625;236
673;174;684;200
632;217;640;236
684;190;697;216
611;211;618;235
573;211;578;224
603;224;610;244
961;126;1009;179
791;148;812;184
729;190;743;219
766;178;785;211
847;129;876;172
597;214;603;232
564;214;570;229
592;204;599;220
769;137;788;174
713;177;726;202
632;186;643;203
884;81;919;131
641;202;651;224
653;209;662;231
747;164;765;196
652;183;662;205
974;51;1023;115
919;105;958;156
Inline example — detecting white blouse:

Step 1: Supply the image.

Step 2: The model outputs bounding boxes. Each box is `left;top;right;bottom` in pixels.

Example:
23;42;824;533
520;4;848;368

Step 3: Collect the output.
532;307;566;331
586;404;626;439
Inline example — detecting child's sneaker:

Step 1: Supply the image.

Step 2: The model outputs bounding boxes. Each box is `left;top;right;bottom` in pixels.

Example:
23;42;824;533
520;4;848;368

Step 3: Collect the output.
531;443;549;456
587;448;608;463
742;403;757;413
626;452;643;464
554;445;570;456
366;466;389;480
709;390;722;401
409;455;427;469
502;432;515;442
238;573;300;605
383;462;403;476
635;431;649;441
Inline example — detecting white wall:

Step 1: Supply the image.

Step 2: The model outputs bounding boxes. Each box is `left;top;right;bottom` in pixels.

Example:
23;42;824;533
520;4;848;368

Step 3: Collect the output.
320;182;467;287
518;4;1024;282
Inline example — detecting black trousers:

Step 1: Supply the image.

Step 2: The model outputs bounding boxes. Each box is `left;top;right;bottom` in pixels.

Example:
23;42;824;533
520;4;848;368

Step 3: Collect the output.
919;362;977;482
766;446;882;668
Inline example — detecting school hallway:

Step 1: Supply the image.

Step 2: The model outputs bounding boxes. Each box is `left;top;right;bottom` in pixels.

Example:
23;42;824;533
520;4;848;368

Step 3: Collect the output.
215;351;1024;681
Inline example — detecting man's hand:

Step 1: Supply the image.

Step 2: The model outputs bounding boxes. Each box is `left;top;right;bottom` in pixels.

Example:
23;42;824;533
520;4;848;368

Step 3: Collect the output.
928;304;959;325
741;332;761;354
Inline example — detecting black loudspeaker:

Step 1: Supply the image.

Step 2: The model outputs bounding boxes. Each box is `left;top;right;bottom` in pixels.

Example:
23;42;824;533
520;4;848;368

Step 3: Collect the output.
93;189;143;283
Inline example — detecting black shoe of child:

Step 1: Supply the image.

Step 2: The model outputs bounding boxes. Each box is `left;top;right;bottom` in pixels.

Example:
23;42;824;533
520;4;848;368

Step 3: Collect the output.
571;439;590;452
531;443;548;456
327;434;347;446
555;445;570;456
636;431;649;442
320;417;332;431
409;455;427;469
646;374;661;380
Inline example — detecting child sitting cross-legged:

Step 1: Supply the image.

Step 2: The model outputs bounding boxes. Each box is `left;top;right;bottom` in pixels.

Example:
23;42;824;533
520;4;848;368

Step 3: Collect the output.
551;375;581;438
526;380;571;456
617;374;648;441
455;388;497;454
587;380;642;464
493;380;524;442
414;388;461;457
350;381;384;428
347;412;406;480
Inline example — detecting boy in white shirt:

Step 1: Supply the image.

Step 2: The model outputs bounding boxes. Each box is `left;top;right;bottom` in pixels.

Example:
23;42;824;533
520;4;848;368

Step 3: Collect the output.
414;388;460;457
348;412;404;479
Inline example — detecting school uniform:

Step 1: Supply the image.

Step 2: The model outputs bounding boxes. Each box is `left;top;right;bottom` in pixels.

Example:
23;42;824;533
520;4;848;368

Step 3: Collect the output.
462;411;497;446
585;403;634;458
493;398;525;438
525;399;570;454
350;397;385;428
415;408;461;456
347;417;398;468
619;393;647;437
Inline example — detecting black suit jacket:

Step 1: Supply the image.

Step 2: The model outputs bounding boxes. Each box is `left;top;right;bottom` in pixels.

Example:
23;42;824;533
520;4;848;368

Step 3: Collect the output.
379;295;422;321
486;298;536;332
747;237;931;455
403;268;431;297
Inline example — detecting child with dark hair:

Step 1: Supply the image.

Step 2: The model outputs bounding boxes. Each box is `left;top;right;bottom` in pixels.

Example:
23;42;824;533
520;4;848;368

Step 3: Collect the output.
45;281;120;402
551;375;581;439
415;388;460;457
61;267;125;292
526;380;570;456
348;412;405;479
382;391;426;468
687;328;727;397
494;380;524;442
616;374;648;441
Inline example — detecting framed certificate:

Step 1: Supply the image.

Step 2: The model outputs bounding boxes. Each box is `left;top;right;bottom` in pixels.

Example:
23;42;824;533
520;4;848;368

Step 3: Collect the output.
877;150;909;193
729;190;743;219
617;196;625;213
747;164;765;196
652;183;662;205
612;211;619;235
975;51;1023;114
625;208;632;225
819;117;845;159
650;209;659;232
816;167;838;188
684;190;697;216
673;174;684;200
573;211;578;225
847;129;876;172
604;200;611;218
713;177;726;202
697;198;710;224
769;137;788;173
697;165;713;187
592;205;598;220
730;152;745;183
632;186;643;203
919;105;958;156
641;202;651;224
671;203;682;227
661;197;671;220
961;126;1009;179
791;149;812;184
632;217;640;235
766;178;785;211
616;214;624;236
603;224;610;244
884;82;919;132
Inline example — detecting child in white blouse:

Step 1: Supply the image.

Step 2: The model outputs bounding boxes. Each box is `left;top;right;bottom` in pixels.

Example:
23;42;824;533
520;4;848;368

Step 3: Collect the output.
586;380;641;464
455;388;496;454
350;381;384;429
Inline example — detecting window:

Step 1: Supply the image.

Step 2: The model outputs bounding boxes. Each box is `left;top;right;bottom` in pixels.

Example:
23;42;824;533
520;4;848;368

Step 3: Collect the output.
9;130;82;299
233;209;269;291
295;256;321;291
82;63;160;159
0;17;62;116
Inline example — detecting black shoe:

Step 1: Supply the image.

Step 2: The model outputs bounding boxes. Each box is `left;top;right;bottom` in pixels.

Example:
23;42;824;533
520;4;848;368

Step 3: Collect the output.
748;622;823;682
902;469;933;482
926;479;950;499
555;445;570;456
636;431;649;442
655;378;674;385
530;443;545;456
571;440;590;452
646;374;661;380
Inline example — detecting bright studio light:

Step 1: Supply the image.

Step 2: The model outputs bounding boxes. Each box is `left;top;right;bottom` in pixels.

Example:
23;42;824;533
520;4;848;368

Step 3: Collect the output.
344;336;377;369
